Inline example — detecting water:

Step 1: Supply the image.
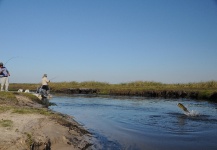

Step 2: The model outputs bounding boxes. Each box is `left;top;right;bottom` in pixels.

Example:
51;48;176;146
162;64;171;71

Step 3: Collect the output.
50;95;217;150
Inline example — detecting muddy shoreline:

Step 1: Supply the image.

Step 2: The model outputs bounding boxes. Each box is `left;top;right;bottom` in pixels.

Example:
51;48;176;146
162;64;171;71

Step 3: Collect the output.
0;92;94;150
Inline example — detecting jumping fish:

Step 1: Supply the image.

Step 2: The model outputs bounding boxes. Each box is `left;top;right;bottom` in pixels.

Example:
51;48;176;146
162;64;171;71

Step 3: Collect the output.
177;103;190;113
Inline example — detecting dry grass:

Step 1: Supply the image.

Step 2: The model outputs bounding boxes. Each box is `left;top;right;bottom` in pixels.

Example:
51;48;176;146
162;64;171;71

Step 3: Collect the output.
0;119;13;128
9;80;217;100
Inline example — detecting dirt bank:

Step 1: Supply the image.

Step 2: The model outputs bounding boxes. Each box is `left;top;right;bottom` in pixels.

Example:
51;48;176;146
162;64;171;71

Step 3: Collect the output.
0;93;93;150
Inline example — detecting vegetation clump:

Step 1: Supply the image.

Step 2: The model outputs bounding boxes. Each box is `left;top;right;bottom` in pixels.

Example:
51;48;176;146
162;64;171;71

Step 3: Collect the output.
0;92;18;105
0;119;13;128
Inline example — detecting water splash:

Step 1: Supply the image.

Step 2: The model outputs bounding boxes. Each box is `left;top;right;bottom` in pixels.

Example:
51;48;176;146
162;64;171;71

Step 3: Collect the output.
185;110;200;117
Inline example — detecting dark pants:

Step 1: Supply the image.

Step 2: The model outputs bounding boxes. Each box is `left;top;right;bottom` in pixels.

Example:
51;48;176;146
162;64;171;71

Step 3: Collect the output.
42;85;49;91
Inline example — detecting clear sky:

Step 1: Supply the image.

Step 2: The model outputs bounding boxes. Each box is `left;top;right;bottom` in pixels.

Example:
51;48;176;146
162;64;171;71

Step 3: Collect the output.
0;0;217;84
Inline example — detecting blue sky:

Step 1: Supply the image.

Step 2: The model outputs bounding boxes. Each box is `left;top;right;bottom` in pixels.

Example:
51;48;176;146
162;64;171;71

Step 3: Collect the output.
0;0;217;84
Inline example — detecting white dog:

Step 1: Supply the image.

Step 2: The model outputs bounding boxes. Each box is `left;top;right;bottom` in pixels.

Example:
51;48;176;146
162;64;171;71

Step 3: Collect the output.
24;89;30;93
18;89;23;92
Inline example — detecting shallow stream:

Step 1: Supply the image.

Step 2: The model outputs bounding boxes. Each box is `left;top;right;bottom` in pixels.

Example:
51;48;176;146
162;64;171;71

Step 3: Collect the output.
50;95;217;150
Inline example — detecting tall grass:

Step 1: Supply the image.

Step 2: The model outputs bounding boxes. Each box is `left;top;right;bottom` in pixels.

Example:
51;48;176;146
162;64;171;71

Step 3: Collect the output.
10;80;217;97
10;80;217;90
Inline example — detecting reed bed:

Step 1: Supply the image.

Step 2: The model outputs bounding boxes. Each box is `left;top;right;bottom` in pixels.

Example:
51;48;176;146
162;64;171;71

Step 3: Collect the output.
9;81;217;101
10;80;217;92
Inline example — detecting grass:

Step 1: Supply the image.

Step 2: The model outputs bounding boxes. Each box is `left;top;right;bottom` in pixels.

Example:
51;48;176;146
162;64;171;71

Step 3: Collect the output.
0;92;18;104
9;80;217;101
12;107;53;115
0;106;13;113
0;119;13;128
0;92;53;115
9;83;40;92
25;132;33;147
0;105;53;116
0;91;43;105
14;92;43;104
49;80;217;93
10;80;217;90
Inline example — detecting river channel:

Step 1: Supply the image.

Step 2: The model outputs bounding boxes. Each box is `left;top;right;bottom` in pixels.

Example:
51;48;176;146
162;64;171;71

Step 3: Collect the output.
49;95;217;150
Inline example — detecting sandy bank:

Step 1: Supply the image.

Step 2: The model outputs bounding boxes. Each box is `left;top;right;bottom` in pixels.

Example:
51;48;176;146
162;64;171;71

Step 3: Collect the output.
0;93;93;150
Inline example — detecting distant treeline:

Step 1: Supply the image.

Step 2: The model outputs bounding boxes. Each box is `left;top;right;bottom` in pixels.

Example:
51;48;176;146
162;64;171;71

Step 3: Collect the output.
10;81;217;102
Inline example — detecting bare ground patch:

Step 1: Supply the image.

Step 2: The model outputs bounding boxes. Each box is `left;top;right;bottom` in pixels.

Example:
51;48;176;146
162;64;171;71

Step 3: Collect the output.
0;94;92;150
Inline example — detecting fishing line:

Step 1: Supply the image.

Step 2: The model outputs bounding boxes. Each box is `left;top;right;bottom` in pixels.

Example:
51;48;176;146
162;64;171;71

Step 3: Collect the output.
4;56;19;65
49;76;58;81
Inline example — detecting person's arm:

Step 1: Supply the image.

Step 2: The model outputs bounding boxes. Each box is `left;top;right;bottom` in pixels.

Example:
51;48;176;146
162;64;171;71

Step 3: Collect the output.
0;69;3;77
0;68;6;75
46;78;50;83
6;69;10;76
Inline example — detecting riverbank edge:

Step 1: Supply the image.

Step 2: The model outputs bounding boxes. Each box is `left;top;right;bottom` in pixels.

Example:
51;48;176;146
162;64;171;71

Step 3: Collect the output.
0;92;94;150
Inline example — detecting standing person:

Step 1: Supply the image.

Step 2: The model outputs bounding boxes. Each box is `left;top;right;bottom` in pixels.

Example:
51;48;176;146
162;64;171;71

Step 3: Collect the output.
41;74;50;94
0;62;10;91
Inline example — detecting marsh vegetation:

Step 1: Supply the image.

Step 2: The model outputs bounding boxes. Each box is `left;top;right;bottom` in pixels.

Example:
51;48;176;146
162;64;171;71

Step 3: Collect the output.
10;81;217;101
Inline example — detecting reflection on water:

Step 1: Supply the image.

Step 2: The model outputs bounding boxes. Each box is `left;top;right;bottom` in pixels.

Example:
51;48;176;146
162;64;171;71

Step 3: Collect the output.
50;95;217;150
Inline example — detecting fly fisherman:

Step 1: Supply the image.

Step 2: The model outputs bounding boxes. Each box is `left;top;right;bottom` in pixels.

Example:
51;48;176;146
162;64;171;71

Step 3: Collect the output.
41;74;50;95
0;62;10;91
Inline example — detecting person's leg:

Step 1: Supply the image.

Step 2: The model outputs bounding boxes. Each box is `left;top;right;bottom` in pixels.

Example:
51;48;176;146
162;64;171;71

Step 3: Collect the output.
47;85;50;94
41;85;47;90
41;85;49;97
5;77;9;91
42;85;49;91
1;77;6;91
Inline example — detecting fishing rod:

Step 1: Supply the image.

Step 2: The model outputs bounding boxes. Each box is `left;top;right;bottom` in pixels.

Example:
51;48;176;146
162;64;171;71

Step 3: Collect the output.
4;56;19;66
49;76;58;81
0;56;18;78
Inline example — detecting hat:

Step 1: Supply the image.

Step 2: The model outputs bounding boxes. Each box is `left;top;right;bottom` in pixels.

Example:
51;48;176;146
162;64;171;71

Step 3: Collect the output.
43;74;47;77
0;62;3;66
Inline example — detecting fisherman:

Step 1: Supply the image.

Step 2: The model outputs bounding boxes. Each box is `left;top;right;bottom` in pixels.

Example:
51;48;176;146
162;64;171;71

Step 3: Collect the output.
0;62;10;91
41;74;50;94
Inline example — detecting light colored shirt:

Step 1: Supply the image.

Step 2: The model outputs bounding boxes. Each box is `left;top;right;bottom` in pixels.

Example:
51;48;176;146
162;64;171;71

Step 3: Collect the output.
42;77;50;85
0;67;10;77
